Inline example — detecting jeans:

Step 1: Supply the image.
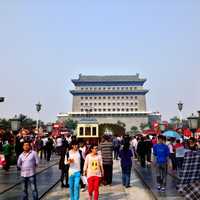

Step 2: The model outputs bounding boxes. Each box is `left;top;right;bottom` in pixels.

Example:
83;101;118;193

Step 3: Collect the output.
60;165;69;186
146;150;152;163
22;175;38;200
88;176;100;200
113;147;120;160
140;154;146;168
68;171;81;200
169;153;176;170
121;166;131;187
156;163;167;187
176;157;184;176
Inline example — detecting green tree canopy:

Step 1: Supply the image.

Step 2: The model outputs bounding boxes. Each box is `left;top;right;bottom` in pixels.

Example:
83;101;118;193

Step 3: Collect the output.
99;123;125;138
117;120;126;128
130;126;139;135
64;118;77;130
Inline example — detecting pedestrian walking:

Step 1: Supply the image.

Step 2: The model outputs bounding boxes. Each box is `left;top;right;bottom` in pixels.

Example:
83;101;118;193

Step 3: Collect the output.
145;135;153;165
168;138;176;171
130;136;138;159
99;135;113;185
35;137;43;159
119;142;133;188
137;137;147;168
46;137;54;161
59;141;69;188
56;136;63;155
83;144;104;200
174;139;184;174
79;141;87;192
153;135;169;192
17;141;39;200
2;140;12;171
65;140;84;200
15;133;23;161
113;137;121;160
177;137;200;200
42;136;48;160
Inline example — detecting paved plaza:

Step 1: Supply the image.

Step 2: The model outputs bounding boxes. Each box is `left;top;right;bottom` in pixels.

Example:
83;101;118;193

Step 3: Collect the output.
43;160;154;200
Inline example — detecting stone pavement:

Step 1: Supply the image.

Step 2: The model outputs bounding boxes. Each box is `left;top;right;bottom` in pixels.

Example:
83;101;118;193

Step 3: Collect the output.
42;160;154;200
133;161;182;200
0;164;61;200
0;154;59;194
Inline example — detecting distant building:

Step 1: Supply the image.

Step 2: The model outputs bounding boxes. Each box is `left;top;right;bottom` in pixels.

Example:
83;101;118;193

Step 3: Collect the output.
58;74;151;131
148;112;162;125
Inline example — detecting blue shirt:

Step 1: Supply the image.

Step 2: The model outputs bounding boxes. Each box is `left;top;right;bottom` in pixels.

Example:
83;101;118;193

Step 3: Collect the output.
119;149;133;168
153;143;169;164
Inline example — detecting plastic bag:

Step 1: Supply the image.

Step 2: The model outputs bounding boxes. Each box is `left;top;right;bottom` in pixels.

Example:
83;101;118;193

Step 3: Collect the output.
81;175;88;185
0;154;6;169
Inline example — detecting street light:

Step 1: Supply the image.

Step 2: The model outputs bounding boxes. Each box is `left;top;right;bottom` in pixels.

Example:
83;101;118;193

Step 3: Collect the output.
10;115;21;134
0;97;5;102
36;102;42;133
177;101;183;123
46;123;53;133
187;113;198;137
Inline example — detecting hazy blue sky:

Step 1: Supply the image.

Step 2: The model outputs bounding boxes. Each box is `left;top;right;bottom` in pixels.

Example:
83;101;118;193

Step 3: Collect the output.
0;1;200;122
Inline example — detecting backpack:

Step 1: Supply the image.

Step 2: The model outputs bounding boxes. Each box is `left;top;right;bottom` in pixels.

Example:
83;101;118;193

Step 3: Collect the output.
66;150;84;174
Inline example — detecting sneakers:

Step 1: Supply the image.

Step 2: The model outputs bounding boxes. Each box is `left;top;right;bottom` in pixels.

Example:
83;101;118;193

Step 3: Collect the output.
81;187;87;192
157;185;161;190
161;187;166;192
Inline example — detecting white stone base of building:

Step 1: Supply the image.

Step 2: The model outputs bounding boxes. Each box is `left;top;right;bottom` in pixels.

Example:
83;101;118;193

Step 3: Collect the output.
57;111;150;131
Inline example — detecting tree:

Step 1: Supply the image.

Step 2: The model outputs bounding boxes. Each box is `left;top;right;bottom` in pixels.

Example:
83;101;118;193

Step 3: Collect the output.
0;118;11;129
99;123;125;137
117;120;126;128
64;118;77;130
18;114;37;129
130;126;139;135
168;116;180;130
140;123;149;131
170;116;180;124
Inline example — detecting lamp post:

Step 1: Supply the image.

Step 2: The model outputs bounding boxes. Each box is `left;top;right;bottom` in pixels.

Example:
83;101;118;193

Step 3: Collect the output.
10;115;21;135
46;123;53;134
0;97;5;102
36;102;42;134
187;113;198;137
177;101;183;123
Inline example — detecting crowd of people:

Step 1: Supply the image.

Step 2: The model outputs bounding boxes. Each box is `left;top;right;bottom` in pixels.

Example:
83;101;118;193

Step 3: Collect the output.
1;127;200;200
130;134;200;198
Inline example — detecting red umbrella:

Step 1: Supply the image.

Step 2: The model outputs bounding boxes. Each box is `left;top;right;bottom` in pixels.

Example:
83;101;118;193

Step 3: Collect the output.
183;128;192;137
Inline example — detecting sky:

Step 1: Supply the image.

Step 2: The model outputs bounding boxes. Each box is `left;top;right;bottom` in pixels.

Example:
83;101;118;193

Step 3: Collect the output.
0;0;200;123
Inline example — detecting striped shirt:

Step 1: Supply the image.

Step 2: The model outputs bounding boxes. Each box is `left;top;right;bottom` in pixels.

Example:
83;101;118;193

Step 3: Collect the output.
99;141;113;165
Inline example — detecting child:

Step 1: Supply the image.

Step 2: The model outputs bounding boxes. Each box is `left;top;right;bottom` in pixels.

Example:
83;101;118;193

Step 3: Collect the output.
83;144;104;200
153;135;169;192
119;142;133;188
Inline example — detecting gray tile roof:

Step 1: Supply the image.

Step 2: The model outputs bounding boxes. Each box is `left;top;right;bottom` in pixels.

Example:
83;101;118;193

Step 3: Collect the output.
70;89;149;94
73;74;146;82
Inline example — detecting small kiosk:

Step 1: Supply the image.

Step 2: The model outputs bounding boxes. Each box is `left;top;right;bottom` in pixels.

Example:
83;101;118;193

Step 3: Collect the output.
76;118;99;143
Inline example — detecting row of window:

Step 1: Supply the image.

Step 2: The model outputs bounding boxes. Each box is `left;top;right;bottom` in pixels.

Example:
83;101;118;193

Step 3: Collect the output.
81;102;138;106
80;96;138;100
80;108;138;112
79;87;139;91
